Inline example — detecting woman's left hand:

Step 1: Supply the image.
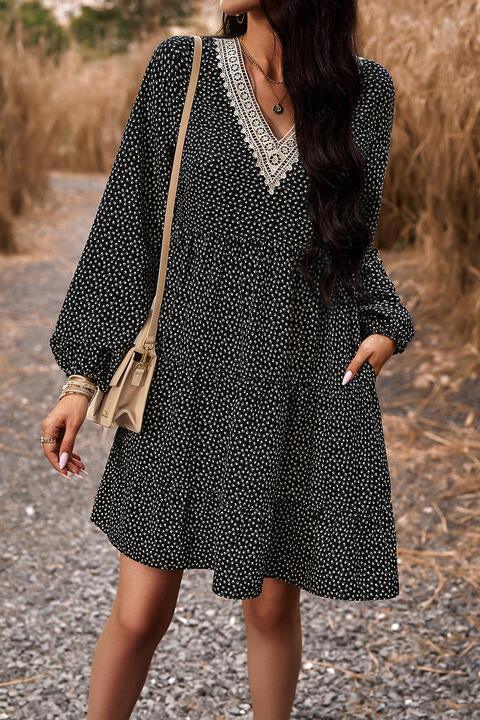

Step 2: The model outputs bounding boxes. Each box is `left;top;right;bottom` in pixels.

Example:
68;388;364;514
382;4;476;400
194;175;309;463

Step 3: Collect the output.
342;334;396;384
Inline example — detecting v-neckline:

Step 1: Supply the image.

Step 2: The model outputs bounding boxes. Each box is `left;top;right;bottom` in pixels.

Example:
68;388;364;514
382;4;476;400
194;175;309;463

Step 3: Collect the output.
212;36;299;195
233;36;295;144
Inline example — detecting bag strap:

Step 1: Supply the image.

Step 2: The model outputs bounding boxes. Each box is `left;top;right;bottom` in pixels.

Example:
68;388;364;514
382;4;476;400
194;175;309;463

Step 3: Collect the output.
144;34;203;348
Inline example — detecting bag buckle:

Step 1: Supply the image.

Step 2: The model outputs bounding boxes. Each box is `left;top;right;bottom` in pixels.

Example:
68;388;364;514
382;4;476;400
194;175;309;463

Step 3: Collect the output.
132;341;155;387
138;351;152;369
138;341;154;368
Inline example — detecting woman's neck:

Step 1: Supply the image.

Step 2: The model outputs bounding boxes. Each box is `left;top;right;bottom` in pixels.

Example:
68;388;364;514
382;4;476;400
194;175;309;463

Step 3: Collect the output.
237;10;283;83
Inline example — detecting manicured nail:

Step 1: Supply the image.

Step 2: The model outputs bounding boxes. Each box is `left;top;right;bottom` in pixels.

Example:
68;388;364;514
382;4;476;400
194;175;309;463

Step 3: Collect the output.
342;370;353;385
59;451;69;469
79;468;89;476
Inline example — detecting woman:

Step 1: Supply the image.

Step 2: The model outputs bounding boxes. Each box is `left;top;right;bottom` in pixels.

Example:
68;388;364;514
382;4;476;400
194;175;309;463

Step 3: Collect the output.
41;1;415;718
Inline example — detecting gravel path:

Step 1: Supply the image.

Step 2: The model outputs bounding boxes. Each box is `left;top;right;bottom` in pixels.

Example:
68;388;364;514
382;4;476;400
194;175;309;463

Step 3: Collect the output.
1;171;478;719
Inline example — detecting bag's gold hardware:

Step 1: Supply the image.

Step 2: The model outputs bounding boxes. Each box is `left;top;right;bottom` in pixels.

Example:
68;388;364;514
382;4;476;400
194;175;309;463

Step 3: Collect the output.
102;409;110;418
137;348;153;369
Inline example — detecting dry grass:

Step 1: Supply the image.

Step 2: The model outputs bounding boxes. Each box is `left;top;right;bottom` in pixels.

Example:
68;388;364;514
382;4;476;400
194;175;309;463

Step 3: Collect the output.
0;0;213;252
0;41;58;252
47;41;166;173
389;407;480;602
47;0;213;171
0;36;167;188
376;247;480;603
359;0;480;351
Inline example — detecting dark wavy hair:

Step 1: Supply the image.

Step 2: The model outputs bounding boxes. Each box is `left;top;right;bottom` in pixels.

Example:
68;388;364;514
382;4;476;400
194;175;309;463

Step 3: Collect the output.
215;1;370;305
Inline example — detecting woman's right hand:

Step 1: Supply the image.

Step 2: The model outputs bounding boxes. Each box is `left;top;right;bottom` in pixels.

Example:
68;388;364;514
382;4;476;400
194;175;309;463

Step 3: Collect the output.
41;394;89;476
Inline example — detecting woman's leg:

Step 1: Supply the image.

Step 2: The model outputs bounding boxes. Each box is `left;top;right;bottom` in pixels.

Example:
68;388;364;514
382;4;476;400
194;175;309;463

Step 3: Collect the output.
242;578;302;720
86;553;184;720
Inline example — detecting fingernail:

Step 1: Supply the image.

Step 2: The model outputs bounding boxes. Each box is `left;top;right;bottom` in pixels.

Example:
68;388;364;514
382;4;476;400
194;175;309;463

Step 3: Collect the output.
79;468;89;476
59;451;69;469
342;370;353;385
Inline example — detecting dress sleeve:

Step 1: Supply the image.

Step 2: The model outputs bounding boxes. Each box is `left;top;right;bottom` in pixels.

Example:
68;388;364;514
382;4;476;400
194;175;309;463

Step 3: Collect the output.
356;63;415;355
49;36;189;392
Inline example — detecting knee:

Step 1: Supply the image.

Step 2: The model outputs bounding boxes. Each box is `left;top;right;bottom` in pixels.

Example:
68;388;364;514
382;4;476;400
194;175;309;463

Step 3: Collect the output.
243;598;297;635
110;602;173;651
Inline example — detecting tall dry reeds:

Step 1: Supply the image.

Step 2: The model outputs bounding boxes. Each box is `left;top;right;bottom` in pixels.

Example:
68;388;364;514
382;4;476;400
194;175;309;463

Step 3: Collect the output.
359;0;480;350
47;39;166;172
0;41;58;252
0;34;168;251
0;9;208;251
46;1;213;170
0;0;213;252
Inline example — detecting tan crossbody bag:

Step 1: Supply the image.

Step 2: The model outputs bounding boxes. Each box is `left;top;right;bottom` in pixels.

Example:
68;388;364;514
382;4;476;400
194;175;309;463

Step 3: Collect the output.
86;34;203;433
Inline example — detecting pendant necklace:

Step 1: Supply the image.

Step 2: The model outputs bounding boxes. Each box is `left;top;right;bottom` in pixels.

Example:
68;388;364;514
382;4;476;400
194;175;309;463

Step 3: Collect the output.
238;37;288;114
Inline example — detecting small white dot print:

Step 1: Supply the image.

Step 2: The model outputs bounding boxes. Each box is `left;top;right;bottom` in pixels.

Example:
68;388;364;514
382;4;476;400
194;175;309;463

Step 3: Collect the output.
49;34;414;601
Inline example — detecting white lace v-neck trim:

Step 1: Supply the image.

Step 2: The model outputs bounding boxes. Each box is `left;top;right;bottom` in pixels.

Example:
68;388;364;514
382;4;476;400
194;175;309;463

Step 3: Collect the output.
212;36;299;195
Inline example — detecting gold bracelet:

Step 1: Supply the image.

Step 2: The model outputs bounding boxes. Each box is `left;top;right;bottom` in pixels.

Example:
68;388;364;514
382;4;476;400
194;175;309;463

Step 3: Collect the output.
60;388;95;401
60;385;95;396
58;388;94;402
68;374;96;385
61;382;96;394
58;374;97;403
66;375;97;389
62;377;96;390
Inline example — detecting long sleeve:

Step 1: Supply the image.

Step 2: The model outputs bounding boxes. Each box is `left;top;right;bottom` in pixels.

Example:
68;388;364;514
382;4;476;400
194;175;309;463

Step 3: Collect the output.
49;35;192;392
355;62;415;355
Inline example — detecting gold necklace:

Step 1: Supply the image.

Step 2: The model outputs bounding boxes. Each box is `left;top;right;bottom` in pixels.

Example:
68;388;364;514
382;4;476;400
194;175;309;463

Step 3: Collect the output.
238;38;284;84
238;37;288;115
250;71;289;116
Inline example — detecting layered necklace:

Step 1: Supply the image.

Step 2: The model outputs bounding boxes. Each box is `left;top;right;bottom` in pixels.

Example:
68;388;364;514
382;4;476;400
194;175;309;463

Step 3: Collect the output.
238;35;289;115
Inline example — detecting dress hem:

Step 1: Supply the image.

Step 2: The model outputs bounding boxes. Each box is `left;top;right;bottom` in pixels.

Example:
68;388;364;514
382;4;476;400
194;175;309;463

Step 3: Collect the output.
89;514;400;603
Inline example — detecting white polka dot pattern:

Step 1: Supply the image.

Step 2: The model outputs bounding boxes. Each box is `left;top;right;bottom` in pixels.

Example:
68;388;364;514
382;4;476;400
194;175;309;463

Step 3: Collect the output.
49;34;414;601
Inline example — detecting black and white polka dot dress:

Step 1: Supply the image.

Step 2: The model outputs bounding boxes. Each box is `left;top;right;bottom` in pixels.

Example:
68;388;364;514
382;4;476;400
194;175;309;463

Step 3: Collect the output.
49;33;415;601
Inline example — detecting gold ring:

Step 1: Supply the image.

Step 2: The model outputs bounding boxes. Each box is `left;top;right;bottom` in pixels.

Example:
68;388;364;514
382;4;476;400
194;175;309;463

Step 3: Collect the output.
40;435;58;445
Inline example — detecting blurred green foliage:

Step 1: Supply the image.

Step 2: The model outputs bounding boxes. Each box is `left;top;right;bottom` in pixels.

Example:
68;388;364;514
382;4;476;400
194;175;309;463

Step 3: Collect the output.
0;0;69;55
0;0;193;58
116;0;193;34
70;6;133;57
